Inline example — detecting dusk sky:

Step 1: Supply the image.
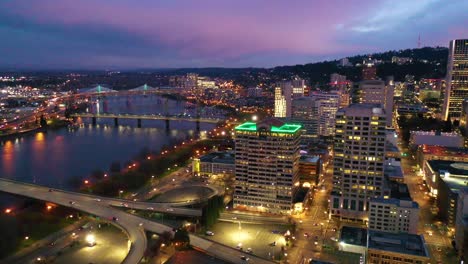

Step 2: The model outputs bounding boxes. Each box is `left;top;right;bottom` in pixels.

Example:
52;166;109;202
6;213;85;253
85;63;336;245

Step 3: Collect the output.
0;0;467;70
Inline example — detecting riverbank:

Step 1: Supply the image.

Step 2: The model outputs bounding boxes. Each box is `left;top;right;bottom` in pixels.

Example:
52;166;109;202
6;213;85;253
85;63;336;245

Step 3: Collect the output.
0;118;71;142
80;138;222;197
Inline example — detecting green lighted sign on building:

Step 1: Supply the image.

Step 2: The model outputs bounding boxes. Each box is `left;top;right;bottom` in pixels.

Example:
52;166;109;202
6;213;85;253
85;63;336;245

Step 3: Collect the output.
235;121;302;134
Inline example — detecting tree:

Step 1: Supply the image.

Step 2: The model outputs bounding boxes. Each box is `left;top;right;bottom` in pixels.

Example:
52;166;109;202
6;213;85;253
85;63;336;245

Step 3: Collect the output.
40;115;48;128
109;161;121;173
0;215;19;258
90;169;104;180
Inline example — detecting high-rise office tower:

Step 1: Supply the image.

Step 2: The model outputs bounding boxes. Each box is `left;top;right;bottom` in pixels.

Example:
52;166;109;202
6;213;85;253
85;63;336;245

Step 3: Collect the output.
359;80;394;127
362;64;377;80
443;39;468;121
234;118;302;214
291;97;319;139
291;78;306;98
291;92;341;139
312;92;340;136
274;81;292;118
330;104;388;221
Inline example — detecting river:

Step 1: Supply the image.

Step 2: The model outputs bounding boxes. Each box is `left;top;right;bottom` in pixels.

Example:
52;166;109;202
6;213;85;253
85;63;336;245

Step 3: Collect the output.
0;94;219;190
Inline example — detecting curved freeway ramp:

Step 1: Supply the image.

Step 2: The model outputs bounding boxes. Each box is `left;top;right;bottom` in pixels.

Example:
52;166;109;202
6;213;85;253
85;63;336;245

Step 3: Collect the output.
0;179;274;264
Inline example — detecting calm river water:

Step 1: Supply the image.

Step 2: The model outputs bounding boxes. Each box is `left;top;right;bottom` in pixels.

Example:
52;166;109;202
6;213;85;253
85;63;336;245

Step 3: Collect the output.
0;94;218;189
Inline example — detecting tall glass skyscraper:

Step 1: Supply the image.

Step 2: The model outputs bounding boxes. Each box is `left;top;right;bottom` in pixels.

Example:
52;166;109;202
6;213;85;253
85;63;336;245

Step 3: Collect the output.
443;39;468;121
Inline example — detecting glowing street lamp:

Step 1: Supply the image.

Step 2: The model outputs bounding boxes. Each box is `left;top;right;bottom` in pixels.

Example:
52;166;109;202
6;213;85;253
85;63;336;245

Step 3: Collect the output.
4;208;12;214
86;234;96;247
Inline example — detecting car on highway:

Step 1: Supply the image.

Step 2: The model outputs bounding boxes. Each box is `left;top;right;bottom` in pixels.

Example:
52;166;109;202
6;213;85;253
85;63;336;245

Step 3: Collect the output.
270;241;276;246
94;198;101;202
205;231;214;236
166;208;174;212
112;216;118;221
304;232;310;238
69;201;75;205
240;256;249;261
246;248;253;253
147;207;154;210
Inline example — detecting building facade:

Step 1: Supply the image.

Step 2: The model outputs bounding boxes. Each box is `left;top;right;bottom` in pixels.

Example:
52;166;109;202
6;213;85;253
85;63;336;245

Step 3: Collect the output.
274;81;292;118
330;104;388;221
359;80;394;127
311;91;340;137
234;119;301;214
291;97;319;139
192;151;235;177
443;39;468;121
369;198;419;234
367;231;430;264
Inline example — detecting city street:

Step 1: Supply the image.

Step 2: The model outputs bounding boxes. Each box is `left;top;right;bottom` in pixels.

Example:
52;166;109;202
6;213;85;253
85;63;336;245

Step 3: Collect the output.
288;164;359;264
397;139;458;264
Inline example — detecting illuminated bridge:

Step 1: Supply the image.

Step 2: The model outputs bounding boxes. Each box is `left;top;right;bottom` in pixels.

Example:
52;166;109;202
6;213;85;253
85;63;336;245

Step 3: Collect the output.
71;113;223;129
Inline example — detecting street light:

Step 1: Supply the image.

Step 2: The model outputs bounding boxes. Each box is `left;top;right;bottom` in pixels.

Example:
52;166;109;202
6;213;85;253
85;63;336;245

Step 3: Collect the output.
86;234;96;247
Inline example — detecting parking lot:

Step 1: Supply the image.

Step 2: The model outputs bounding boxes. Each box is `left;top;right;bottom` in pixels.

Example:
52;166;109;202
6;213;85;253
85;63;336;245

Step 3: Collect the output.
31;223;129;264
206;221;291;260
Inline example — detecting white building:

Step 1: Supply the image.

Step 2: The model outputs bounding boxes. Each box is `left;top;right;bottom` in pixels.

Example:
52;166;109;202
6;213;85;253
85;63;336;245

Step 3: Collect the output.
274;81;292;118
330;104;388;222
234;118;301;214
369;198;419;234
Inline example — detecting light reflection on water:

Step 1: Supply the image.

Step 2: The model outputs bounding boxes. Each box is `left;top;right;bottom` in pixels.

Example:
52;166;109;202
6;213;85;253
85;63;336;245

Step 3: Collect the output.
0;95;219;189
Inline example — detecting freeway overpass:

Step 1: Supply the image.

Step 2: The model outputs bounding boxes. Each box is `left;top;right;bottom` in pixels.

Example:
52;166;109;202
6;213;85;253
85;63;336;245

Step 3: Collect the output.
0;179;274;264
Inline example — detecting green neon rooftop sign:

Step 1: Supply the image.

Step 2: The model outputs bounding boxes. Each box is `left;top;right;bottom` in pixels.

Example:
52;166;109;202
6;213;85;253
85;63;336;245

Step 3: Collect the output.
235;121;302;134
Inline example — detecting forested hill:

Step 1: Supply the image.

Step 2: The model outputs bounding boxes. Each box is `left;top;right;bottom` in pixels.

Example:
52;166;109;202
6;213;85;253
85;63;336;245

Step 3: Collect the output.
271;47;448;83
159;46;449;86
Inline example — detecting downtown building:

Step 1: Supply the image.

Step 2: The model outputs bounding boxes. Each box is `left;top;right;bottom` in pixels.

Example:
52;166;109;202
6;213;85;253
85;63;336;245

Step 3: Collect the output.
291;91;340;142
330;104;388;222
368;198;419;234
443;39;468;121
233;118;301;214
359;80;395;127
274;81;293;118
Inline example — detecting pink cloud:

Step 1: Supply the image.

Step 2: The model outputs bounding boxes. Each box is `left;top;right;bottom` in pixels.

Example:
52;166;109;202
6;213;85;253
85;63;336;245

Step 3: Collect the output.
4;0;375;58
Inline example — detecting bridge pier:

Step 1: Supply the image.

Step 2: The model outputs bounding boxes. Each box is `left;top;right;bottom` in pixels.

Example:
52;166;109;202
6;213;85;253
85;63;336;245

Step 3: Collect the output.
196;120;200;132
137;118;142;128
165;119;170;131
114;117;119;127
92;116;97;126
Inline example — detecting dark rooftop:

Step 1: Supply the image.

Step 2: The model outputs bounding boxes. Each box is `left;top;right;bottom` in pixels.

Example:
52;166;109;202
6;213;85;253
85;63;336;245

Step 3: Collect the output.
368;230;429;257
199;151;235;164
340;226;367;246
390;182;412;200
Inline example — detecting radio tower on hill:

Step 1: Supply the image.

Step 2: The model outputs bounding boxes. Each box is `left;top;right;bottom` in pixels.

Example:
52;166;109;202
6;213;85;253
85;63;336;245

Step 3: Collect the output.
418;34;421;48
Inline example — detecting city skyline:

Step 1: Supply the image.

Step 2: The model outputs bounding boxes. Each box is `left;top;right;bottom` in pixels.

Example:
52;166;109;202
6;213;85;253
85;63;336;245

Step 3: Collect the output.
0;0;467;70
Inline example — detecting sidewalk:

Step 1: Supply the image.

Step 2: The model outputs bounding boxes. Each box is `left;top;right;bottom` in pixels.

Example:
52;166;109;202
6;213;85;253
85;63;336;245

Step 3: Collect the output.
0;218;88;264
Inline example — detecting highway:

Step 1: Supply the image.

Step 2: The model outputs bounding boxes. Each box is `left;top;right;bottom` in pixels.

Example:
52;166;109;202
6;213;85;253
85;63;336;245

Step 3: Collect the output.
0;179;274;264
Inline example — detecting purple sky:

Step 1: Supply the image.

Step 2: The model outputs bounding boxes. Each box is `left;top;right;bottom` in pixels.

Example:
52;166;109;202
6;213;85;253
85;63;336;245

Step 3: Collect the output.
0;0;467;70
